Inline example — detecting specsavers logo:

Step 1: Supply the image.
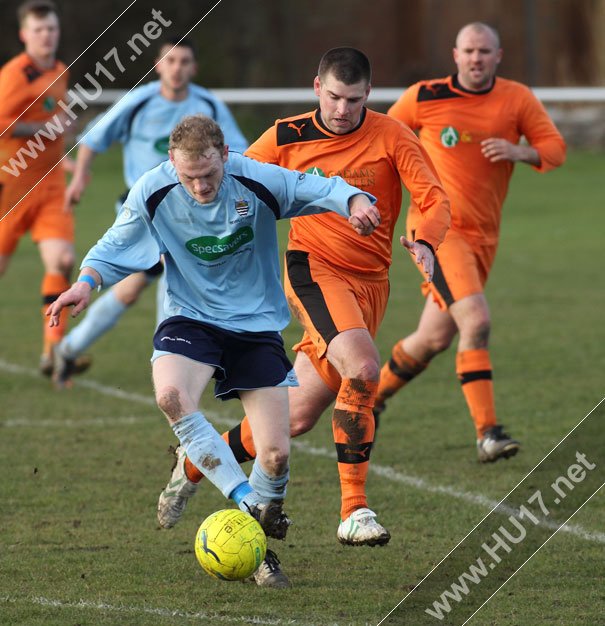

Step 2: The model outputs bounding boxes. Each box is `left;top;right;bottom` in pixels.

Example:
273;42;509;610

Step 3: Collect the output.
186;226;254;261
440;126;460;148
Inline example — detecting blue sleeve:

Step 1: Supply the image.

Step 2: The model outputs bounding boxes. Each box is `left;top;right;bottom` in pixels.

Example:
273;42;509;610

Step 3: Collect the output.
236;155;375;219
81;181;161;286
79;84;155;153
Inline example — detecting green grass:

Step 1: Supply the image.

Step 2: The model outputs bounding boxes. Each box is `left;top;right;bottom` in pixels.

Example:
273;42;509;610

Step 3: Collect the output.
1;149;604;626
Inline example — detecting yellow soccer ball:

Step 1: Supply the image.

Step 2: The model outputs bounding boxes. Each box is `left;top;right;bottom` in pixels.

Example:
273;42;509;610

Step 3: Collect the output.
194;509;267;581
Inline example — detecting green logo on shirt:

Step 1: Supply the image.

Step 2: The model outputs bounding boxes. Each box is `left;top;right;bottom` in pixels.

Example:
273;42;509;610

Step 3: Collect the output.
43;96;55;112
440;126;460;148
186;227;254;261
154;136;170;154
305;166;326;177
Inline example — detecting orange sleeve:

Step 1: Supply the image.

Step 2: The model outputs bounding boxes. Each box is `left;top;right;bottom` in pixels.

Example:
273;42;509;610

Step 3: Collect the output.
394;124;450;251
0;62;28;134
518;87;566;173
387;83;420;130
245;125;279;164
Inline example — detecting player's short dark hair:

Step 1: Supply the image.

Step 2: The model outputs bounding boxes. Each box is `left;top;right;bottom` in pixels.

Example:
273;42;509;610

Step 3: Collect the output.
169;114;224;156
158;36;197;58
317;47;371;85
17;0;58;25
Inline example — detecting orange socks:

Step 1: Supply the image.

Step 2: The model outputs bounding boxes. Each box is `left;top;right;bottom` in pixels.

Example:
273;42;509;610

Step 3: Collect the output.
184;417;257;483
41;273;70;353
332;378;378;520
375;341;427;408
456;349;497;438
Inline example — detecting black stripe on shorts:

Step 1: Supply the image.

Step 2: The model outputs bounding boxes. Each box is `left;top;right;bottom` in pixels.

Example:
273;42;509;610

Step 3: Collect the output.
432;255;455;308
285;250;338;345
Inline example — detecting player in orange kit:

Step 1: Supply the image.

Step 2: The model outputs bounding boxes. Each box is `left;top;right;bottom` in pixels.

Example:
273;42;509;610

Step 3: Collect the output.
0;0;78;376
375;22;566;461
156;47;451;587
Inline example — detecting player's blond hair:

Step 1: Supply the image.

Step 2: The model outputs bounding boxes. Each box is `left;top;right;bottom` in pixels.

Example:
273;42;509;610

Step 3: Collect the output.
169;115;225;157
17;0;58;26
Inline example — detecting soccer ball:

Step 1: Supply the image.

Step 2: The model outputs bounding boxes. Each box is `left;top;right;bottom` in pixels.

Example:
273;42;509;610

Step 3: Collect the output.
194;509;267;581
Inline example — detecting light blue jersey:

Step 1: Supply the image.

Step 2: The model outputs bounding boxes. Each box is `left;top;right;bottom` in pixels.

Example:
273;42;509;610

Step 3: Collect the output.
81;81;248;188
82;153;375;333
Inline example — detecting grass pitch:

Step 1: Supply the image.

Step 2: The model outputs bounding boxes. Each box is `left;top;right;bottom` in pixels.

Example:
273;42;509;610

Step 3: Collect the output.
1;148;603;625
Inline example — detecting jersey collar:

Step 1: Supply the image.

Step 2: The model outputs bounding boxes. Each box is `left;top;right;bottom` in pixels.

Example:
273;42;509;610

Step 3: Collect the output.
451;73;497;96
314;107;367;136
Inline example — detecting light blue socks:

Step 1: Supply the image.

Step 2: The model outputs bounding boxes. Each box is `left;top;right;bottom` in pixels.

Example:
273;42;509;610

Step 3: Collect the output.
61;288;127;357
172;411;250;502
249;459;289;503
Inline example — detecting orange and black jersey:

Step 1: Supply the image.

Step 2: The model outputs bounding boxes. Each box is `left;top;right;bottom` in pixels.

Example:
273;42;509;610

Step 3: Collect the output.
0;52;68;186
389;74;566;244
246;107;450;279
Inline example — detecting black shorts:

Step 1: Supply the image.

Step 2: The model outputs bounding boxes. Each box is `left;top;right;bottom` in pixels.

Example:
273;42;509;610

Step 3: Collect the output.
152;316;297;400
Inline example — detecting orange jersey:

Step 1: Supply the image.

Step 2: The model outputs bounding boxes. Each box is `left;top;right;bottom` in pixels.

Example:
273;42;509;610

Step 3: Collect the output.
246;108;450;278
0;52;68;187
389;75;566;244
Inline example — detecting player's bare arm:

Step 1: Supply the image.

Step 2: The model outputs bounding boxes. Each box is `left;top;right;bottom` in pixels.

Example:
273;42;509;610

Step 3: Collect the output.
47;268;102;326
481;138;541;166
400;235;435;282
347;193;381;236
64;144;96;210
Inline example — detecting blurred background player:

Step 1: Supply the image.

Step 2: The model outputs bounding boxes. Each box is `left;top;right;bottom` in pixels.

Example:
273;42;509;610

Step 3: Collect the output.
48;114;381;590
158;48;451;563
52;36;248;388
0;0;79;377
375;22;566;461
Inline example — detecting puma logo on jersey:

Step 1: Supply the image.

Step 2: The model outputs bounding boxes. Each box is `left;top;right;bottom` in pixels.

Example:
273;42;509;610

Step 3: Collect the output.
288;122;306;137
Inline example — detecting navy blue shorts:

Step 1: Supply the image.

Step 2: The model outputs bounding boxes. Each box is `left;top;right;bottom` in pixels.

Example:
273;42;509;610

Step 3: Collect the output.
152;316;297;400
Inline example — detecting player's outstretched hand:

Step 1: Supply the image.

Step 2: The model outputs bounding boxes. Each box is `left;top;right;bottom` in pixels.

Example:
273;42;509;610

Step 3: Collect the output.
64;172;90;213
46;282;93;326
400;236;435;282
348;193;381;236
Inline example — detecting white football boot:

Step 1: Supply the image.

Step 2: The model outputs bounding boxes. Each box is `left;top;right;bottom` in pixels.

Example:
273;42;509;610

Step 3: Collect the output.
157;446;198;528
337;507;391;546
477;425;520;463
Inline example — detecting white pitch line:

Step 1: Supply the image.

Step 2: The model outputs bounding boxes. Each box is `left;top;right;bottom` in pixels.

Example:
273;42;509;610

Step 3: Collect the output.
0;595;300;625
1;357;604;545
2;415;153;428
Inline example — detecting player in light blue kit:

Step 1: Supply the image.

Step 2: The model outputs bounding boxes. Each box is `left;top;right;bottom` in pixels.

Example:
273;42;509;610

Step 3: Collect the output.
53;37;248;388
47;114;381;588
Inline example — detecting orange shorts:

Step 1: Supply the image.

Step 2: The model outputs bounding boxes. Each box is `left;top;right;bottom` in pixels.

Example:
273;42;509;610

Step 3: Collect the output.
284;249;389;393
0;175;72;256
411;227;498;310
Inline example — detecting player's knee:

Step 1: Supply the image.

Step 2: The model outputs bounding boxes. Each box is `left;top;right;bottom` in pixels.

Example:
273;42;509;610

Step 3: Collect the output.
117;289;142;307
289;408;318;437
114;277;147;306
258;447;289;475
156;386;186;423
462;317;491;348
346;357;380;382
60;249;75;275
426;332;454;354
